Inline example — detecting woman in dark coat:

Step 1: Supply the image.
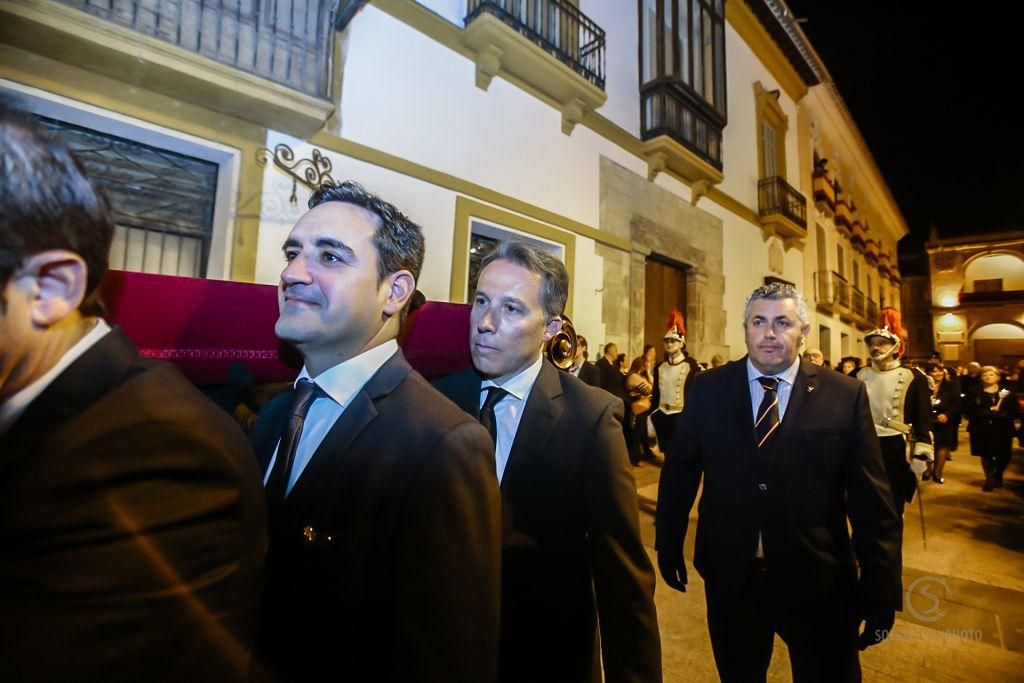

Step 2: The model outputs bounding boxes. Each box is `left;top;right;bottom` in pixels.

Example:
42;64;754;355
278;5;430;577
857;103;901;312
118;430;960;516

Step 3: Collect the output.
965;365;1021;491
926;362;960;483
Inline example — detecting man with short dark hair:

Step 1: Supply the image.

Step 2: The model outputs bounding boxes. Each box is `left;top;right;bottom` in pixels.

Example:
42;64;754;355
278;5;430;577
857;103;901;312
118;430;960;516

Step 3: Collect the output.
434;239;661;683
657;282;902;682
0;101;267;681
249;181;501;682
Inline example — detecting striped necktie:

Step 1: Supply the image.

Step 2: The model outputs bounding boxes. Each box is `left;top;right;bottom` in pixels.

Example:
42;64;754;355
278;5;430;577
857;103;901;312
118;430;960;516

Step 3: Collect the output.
266;378;320;500
755;377;781;448
479;386;510;445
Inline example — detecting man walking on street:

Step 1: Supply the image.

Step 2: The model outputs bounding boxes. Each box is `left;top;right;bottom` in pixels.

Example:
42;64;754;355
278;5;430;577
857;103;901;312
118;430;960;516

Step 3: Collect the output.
656;282;902;682
435;240;662;683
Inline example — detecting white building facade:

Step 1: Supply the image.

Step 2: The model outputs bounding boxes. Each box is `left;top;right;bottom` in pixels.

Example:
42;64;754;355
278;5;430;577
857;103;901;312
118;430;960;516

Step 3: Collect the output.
1;0;907;363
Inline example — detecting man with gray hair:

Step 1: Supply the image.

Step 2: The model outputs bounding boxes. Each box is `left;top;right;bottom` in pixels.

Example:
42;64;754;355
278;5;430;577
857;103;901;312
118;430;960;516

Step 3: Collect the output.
656;282;902;682
434;239;661;682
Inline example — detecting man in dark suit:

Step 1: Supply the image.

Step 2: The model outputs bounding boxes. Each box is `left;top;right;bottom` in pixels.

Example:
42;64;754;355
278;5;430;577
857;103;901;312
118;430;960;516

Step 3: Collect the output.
434;240;661;683
0;102;267;681
656;282;902;682
596;341;625;397
569;334;601;387
250;182;501;682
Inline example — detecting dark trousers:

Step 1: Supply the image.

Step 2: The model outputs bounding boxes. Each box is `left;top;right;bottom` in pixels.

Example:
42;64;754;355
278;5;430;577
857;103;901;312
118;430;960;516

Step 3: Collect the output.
705;565;861;683
651;410;681;453
878;435;914;516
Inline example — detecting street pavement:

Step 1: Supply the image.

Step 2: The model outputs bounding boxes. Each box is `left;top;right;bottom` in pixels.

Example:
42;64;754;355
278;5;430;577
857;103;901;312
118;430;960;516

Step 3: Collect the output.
633;430;1024;682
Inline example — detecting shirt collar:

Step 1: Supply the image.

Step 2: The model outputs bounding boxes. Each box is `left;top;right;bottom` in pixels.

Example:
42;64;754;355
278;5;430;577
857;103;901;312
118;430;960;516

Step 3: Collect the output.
746;356;801;386
481;353;544;401
298;339;398;408
0;318;112;436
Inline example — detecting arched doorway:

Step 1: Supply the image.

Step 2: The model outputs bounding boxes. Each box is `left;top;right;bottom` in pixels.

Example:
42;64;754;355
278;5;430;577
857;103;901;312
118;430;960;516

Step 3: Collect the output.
969;322;1024;367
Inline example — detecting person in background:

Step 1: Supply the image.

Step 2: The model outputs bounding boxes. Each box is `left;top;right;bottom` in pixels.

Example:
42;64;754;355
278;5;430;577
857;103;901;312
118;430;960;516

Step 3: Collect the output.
710;354;726;368
925;361;960;484
839;357;861;377
625;352;656;464
804;348;825;366
651;310;701;454
0;99;267;682
961;362;983;454
964;365;1021;491
569;334;600;387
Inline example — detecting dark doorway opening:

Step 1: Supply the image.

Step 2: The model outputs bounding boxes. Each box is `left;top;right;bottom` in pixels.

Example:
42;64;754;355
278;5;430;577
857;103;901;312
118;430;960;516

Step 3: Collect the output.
645;254;689;352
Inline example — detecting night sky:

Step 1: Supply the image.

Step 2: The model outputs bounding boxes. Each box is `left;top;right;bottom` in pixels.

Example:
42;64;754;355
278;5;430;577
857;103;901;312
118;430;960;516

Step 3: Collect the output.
784;2;1022;255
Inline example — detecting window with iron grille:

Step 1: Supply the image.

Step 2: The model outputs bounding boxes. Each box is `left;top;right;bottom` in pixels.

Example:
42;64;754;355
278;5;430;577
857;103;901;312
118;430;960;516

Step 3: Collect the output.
35;115;219;278
639;0;727;168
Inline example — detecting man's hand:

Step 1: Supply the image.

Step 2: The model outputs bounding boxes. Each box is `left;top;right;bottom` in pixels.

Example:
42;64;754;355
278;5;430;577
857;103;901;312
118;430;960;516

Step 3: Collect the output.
656;546;687;593
857;607;896;650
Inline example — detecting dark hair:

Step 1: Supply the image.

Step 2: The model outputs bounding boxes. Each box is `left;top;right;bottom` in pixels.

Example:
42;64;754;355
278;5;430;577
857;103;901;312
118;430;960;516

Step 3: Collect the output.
603;342;616;355
576;334;588;349
0;99;114;314
628;356;647;375
925;361;944;376
308;181;425;284
479;239;568;319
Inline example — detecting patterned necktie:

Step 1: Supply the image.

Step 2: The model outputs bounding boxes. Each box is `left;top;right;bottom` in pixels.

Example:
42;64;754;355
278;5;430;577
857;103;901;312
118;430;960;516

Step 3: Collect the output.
266;378;320;500
755;377;781;448
479;386;510;445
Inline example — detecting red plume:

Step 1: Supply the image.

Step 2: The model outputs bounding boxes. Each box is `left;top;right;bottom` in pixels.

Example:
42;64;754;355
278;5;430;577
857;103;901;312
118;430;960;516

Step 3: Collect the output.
878;307;908;357
665;309;686;337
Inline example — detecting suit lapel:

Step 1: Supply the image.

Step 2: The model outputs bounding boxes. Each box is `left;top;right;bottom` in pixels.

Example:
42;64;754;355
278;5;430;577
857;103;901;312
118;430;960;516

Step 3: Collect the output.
730;358;758;459
286;350;410;501
501;361;563;494
776;359;819;439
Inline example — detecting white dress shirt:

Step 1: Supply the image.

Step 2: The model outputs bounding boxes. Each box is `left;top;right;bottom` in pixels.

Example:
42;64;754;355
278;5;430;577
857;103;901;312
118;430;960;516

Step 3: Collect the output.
479;354;544;484
746;356;801;422
263;339;398;496
0;318;112;436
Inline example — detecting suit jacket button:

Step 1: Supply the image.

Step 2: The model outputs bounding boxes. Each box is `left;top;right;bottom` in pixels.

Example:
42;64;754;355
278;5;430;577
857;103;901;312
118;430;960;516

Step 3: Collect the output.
302;525;317;545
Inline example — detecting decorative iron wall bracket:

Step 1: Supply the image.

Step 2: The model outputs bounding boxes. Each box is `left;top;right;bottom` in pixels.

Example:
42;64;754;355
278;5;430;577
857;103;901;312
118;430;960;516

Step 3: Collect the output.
256;143;336;205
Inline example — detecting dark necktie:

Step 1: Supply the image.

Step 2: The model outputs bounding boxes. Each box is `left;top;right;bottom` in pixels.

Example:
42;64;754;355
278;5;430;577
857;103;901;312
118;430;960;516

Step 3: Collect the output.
755;377;781;448
479;386;510;445
266;378;320;500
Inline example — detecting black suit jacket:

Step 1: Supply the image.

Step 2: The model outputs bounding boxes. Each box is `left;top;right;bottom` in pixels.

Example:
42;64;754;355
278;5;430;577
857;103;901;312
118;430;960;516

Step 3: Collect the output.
250;349;501;683
577;360;601;388
0;327;267;682
656;358;902;610
434;361;661;683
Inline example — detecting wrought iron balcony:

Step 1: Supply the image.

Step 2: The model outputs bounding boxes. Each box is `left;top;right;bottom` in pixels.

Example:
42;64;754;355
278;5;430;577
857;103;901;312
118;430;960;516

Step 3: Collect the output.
641;82;723;170
758;176;807;230
56;0;338;98
851;286;866;320
465;0;605;90
814;270;850;314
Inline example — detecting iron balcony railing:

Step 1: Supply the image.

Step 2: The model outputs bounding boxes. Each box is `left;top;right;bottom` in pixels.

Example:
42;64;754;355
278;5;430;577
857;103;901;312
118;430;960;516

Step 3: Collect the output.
466;0;606;89
814;271;850;310
867;299;879;324
758;176;807;230
58;0;338;98
851;286;866;320
640;82;723;169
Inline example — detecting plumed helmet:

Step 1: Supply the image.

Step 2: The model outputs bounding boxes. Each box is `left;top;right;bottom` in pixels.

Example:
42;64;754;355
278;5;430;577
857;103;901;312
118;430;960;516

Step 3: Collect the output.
664;309;686;343
865;307;906;357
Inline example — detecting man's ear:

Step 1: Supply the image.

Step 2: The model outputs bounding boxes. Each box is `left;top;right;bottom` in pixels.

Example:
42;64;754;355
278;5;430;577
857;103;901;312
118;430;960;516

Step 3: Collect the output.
382;270;416;318
21;250;88;327
543;316;564;342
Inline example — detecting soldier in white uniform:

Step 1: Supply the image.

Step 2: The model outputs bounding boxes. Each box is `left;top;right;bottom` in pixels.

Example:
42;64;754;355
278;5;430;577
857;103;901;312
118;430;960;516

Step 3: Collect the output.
651;310;701;452
857;309;933;516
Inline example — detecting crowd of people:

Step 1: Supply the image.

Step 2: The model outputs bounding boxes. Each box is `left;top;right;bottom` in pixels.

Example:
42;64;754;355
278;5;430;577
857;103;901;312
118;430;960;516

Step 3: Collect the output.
1;98;1019;683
